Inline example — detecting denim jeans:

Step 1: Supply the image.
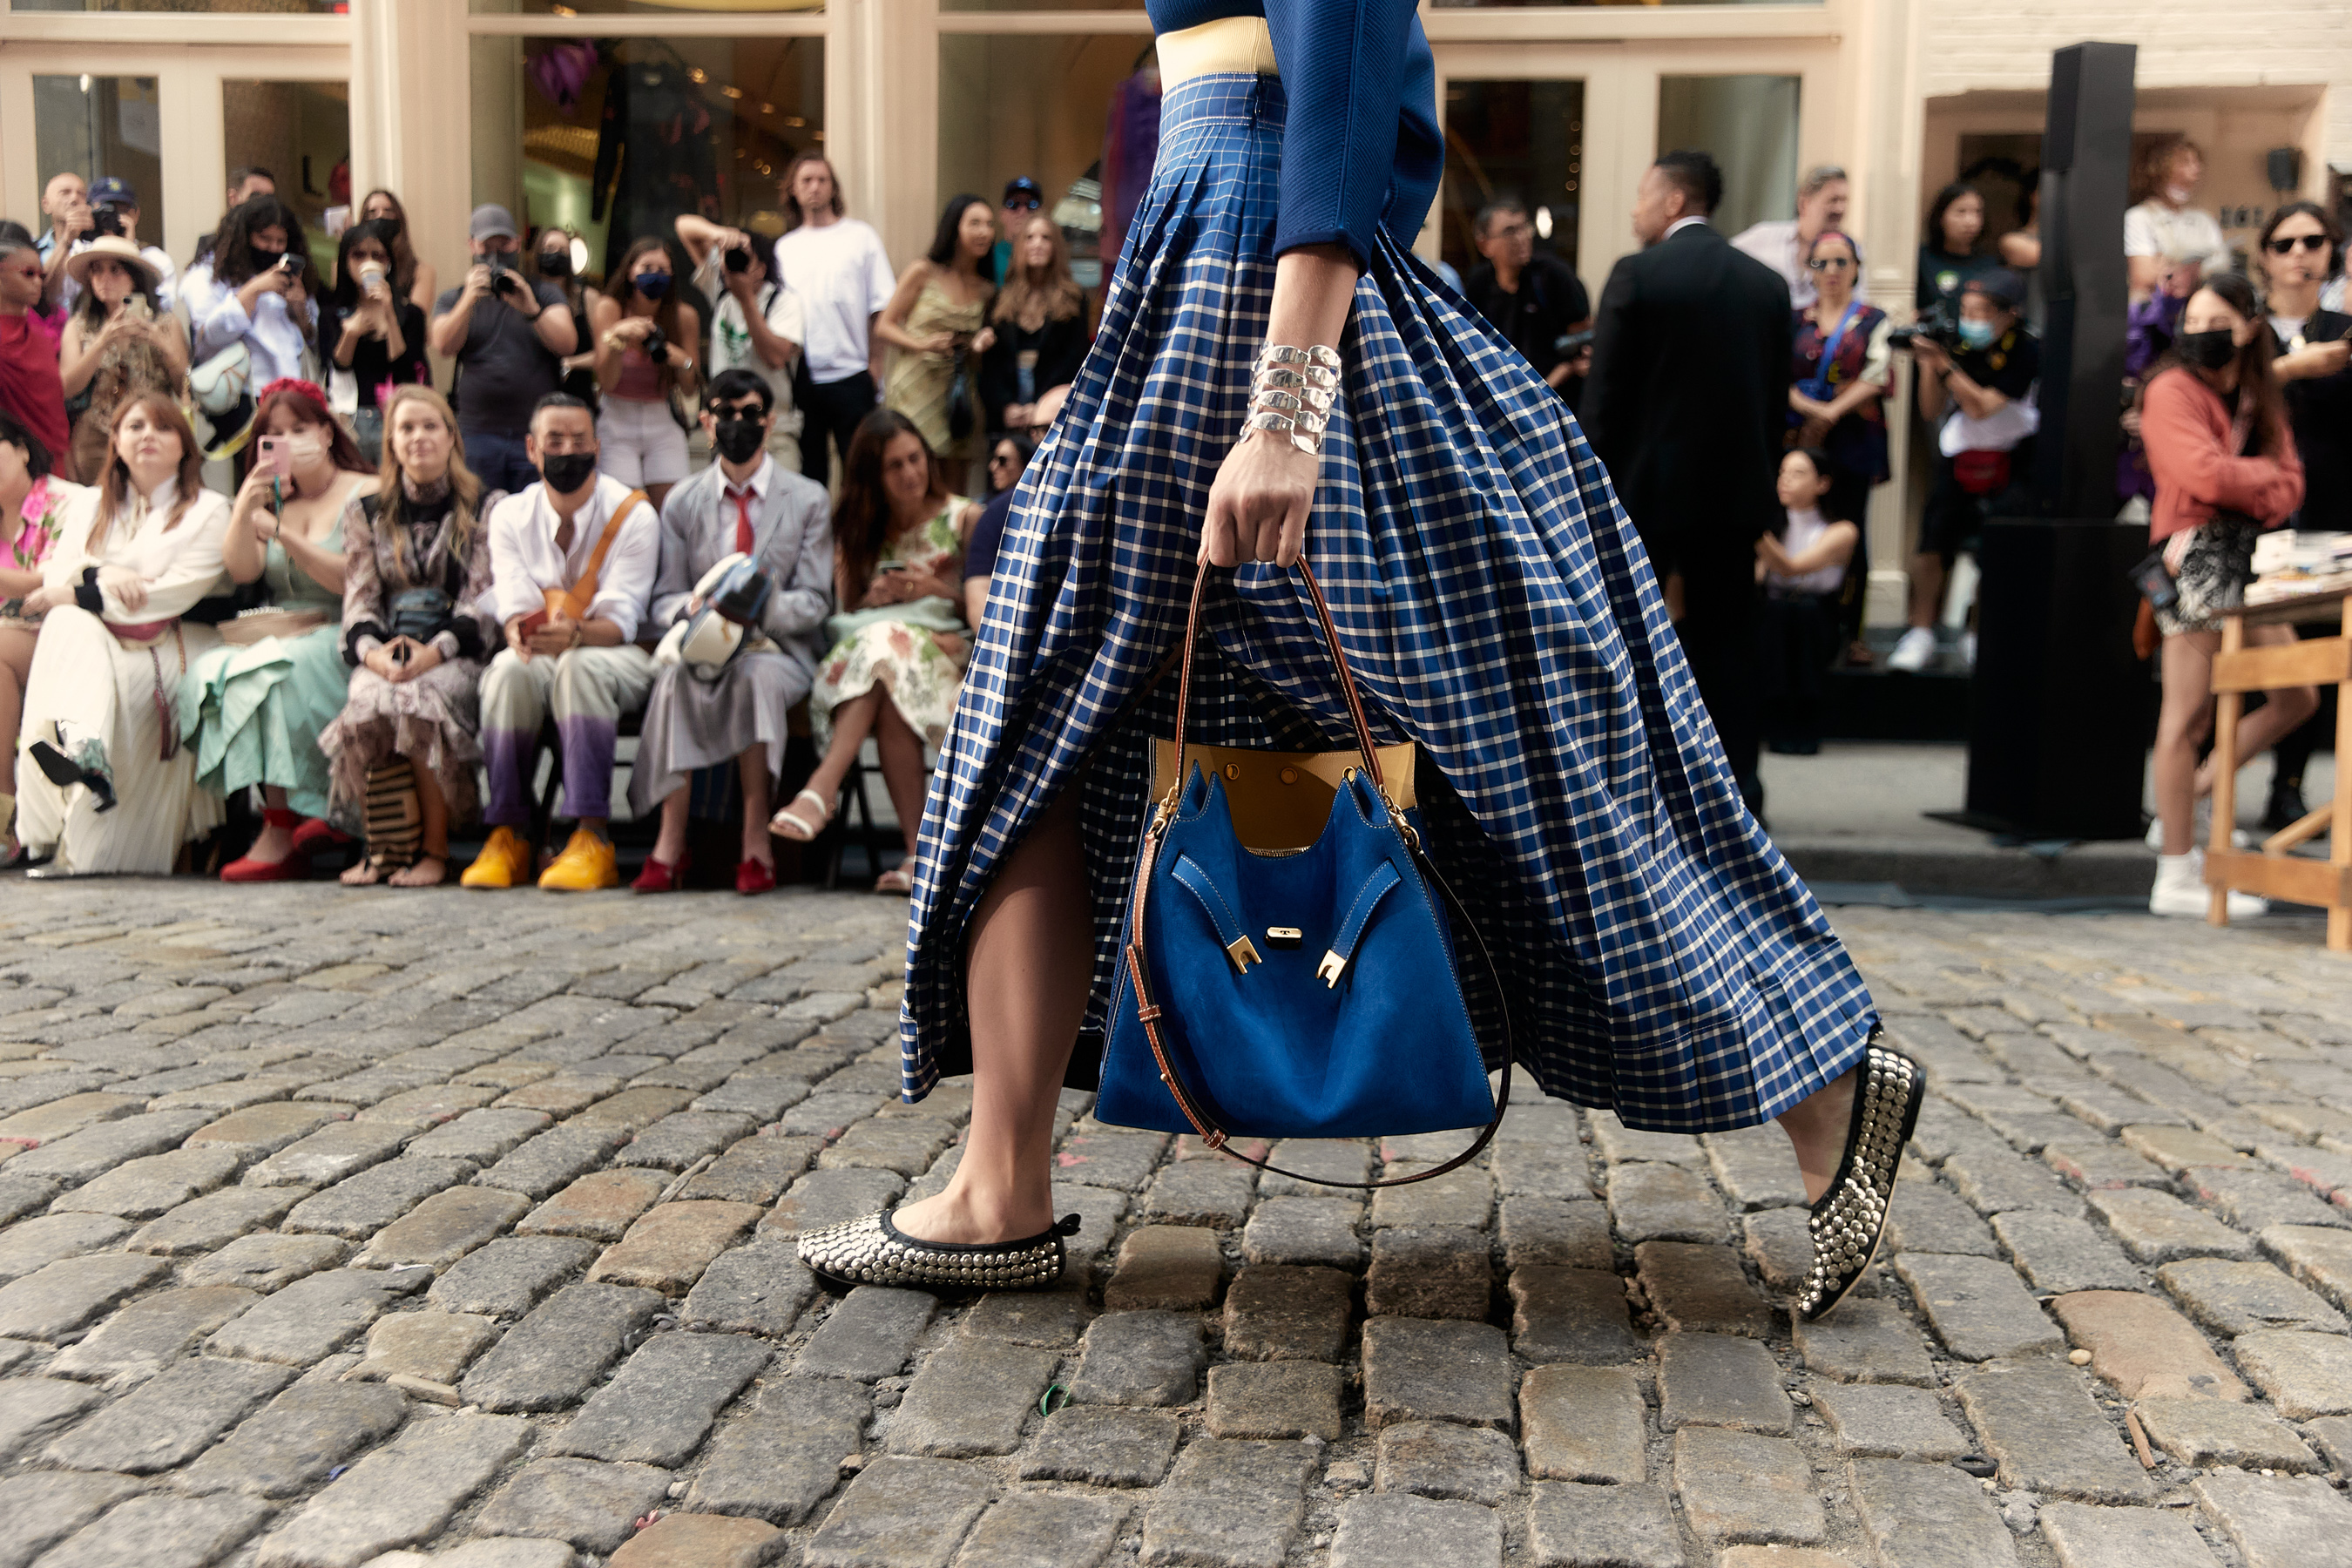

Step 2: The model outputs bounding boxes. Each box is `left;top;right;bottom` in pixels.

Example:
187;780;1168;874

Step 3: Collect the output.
461;426;541;496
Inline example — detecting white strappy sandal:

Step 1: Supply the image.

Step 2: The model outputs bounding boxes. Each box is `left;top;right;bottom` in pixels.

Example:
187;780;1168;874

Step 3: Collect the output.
769;787;835;842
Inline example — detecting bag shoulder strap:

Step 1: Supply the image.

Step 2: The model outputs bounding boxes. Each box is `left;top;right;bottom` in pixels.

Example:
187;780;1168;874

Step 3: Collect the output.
559;489;649;618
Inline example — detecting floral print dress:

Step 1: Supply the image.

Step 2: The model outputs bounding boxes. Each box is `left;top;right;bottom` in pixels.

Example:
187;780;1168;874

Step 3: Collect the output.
2;475;78;631
811;499;970;751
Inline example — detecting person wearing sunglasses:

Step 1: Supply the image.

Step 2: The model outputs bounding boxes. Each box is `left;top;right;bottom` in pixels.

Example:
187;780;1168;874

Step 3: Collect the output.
1786;229;1889;664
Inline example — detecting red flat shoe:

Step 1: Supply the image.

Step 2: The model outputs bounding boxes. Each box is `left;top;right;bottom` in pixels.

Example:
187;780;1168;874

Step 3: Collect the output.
735;856;775;896
289;817;355;857
220;852;308;882
632;851;689;894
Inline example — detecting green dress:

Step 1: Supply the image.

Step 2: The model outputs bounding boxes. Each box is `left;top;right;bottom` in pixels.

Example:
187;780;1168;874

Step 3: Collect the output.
181;516;351;822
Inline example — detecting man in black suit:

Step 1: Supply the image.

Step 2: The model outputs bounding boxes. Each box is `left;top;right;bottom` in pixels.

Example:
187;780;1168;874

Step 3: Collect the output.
1581;150;1794;810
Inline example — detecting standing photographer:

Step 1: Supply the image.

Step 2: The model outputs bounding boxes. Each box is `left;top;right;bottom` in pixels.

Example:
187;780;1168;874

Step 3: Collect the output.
1887;268;2038;672
428;205;578;495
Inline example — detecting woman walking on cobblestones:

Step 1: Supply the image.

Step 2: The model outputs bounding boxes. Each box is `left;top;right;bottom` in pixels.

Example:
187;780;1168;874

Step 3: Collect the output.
802;0;1919;1319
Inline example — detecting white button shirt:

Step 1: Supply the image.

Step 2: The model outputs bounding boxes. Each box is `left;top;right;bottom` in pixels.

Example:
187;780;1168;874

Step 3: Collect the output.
486;472;663;642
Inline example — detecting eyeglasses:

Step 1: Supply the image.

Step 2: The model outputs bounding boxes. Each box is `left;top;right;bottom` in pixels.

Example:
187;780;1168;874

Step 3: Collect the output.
2266;233;2330;255
1806;256;1855;271
989;451;1017;467
1005;197;1041;213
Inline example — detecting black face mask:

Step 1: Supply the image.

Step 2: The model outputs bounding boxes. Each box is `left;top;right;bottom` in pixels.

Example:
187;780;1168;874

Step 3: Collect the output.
375;217;402;241
537;249;571;279
2179;328;2238;371
540;451;598;495
712;414;767;463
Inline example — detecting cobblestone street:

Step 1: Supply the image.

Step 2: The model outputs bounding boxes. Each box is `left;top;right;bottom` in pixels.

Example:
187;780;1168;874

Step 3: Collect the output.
2;882;2350;1568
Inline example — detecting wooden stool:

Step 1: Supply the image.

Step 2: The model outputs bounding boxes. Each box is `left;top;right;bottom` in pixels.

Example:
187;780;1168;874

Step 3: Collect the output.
2206;585;2352;950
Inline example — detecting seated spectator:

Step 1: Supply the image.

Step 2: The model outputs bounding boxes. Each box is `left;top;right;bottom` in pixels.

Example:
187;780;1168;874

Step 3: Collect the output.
963;384;1066;630
2126;139;2228;301
1916;183;1997;314
184;378;376;881
1462;197;1590;397
628;369;835;895
0;412;84;864
461;394;660;892
1755;448;1860;755
589;237;700;511
358;189;438;317
0;233;73;479
533;226;605;413
770;409;976;894
978;213;1087;434
60;236;188;483
320;386;504;888
881;194;999;494
678;215;805;472
1888;268;2039;673
321;219;429;465
183;196;319;390
14;393;232;876
1733;165;1850;308
428;205;578;497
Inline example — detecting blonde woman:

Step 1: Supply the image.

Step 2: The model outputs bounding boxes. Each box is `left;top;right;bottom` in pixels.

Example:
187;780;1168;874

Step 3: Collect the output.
15;393;231;875
980;211;1088;436
320;386;504;887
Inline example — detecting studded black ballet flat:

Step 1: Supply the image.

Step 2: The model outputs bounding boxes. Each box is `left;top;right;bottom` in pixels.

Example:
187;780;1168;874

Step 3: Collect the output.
1796;1031;1925;1322
797;1210;1081;1296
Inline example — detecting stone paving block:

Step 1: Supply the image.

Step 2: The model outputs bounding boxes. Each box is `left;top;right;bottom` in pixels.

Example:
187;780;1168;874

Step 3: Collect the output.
1894;1254;2063;1362
678;1132;818;1204
1673;1427;1824;1546
1788;1297;1937;1382
350;1311;498;1385
614;1110;760;1172
490;1071;625;1119
1052;1129;1167;1192
1139;1158;1255;1228
30;1490;274;1568
1592;1114;1704;1166
1990;1210;2142;1294
1510;1266;1637;1363
1943;1139;2085;1217
760;1166;906;1235
1366;1224;1491;1319
474;1125;633;1199
128;1185;310;1258
0;1092;146;1146
1329;1493;1504;1568
1813;1382;1969;1459
471;1456;673;1555
2307;1414;2352;1472
0;1175;65;1230
1020;1404;1181;1486
1373;1420;1519;1504
687;1375;870;1524
2158;1257;2347;1335
2087;1187;2259;1263
0;1377;107;1460
1224;1264;1351;1361
2134;1396;2322;1471
174;1379;410;1498
1885;1177;2000;1257
402;1109;551;1166
607;1512;783;1568
361;1185;530;1268
1701;1126;1808;1211
283;1158;469;1240
2042;1139;2171;1191
517;1168;668;1241
1240;1196;1363;1269
795;1285;936;1382
2038;1503;2222;1568
2261;1223;2352;1311
1637;1240;1772;1336
1491;1145;1594;1201
179;1232;349;1294
0;1211;134;1283
2191;1471;2352;1568
458;1281;666;1411
12;1108;216;1182
550;1329;767;1464
1070;1309;1204;1406
425;1235;598;1320
679;1237;814;1335
50;1283;259;1383
1657;1332;1789;1434
2050;1290;2248;1401
44;1354;295;1472
1526;1482;1683;1568
0;1250;171;1340
1522;1363;1645;1483
2231;1329;2352;1418
1609;1161;1727;1244
0;1471;148;1568
1953;1358;2152;1504
353;1083;501;1129
1105;1224;1223;1309
1741;1207;1814;1294
1141;1438;1315;1568
1369;1162;1493;1228
1362;1317;1514;1432
587;1199;761;1293
1846;1457;2019;1568
1205;1360;1344;1440
2190;1166;2350;1233
205;1266;429;1366
2121;1124;2258;1173
47;1146;241;1219
690;1075;812;1122
246;1122;413;1189
802;1455;994;1568
960;1288;1093;1348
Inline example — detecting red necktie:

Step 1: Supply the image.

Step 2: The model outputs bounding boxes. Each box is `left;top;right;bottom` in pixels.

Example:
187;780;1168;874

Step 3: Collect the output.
733;489;754;556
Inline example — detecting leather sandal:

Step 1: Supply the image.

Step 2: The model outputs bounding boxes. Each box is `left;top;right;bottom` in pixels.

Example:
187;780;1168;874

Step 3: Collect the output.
874;864;914;895
1796;1030;1925;1321
768;787;834;842
797;1209;1081;1296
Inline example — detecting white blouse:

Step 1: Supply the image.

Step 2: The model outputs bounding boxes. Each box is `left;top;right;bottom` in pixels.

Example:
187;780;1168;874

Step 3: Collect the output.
43;478;233;623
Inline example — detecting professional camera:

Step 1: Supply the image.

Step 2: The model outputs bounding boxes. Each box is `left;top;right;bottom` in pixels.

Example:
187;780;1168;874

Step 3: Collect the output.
485;253;524;296
641;328;668;366
1888;299;1961;354
723;245;754;274
91;206;126;240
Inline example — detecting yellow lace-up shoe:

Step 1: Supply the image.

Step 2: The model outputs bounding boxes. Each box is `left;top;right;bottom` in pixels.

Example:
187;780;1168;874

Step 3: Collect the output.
459;825;532;889
538;827;619;891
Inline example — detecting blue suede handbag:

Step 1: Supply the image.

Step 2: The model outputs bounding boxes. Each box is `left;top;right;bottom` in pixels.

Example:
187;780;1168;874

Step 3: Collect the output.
1098;561;1511;1189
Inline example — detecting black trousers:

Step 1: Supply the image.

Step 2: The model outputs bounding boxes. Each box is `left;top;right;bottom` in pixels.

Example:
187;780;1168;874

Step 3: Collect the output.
798;370;878;490
1672;551;1764;807
1759;589;1843;749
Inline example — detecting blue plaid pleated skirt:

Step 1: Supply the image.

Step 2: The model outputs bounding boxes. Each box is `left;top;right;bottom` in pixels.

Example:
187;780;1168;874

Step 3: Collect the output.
899;71;1878;1133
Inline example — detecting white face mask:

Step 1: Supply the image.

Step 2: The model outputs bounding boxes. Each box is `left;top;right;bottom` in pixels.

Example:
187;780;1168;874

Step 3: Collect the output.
281;431;328;468
2165;185;2194;206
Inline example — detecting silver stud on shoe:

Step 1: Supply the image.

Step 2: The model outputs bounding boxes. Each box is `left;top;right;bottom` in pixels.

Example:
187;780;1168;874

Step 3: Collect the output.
796;1209;1080;1297
1795;1032;1924;1322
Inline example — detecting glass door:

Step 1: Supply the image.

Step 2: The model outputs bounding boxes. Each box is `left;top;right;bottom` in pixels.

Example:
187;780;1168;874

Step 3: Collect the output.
1439;77;1588;283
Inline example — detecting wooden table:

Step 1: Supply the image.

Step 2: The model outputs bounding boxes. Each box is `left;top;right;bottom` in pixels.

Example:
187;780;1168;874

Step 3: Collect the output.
2207;584;2352;950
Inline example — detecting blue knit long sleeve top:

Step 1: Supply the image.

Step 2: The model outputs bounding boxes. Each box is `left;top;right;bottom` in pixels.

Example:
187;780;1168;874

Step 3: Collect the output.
1147;0;1442;267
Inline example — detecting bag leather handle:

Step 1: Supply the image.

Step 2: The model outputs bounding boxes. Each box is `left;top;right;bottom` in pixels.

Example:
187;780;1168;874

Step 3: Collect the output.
1127;558;1513;1189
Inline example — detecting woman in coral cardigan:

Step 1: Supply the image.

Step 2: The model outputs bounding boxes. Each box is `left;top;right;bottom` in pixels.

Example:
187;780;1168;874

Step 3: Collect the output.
2141;271;2315;918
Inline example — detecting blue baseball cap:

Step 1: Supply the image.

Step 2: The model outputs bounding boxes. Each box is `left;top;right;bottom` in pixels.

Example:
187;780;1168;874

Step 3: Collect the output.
89;176;137;208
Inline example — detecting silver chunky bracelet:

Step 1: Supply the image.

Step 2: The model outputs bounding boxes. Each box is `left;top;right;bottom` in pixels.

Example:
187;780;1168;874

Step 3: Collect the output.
1247;343;1340;455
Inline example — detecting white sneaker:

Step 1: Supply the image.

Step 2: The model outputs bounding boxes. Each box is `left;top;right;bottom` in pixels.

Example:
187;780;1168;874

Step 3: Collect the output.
1959;631;1978;667
2143;801;2255;851
2148;848;2268;919
1887;626;1936;672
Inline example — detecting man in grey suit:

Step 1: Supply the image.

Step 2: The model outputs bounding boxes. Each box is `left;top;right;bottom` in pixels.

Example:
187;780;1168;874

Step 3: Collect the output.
1581;150;1794;810
628;368;835;893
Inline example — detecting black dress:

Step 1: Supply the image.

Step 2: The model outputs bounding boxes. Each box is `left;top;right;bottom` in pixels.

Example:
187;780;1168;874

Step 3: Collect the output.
977;314;1089;433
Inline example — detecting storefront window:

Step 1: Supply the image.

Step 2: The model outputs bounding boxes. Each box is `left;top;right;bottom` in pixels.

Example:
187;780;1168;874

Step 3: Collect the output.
1440;78;1585;282
1657;73;1799;238
471;35;825;285
222;79;349;268
33;75;168;264
938;33;1152;303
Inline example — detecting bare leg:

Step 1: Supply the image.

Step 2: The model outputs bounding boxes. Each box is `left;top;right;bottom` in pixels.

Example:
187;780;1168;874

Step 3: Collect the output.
781;689;883;832
739;746;773;867
389;765;449;887
893;790;1092;1243
2155;632;2217;855
652;790;691;865
875;698;929;860
246;785;297;863
1777;1069;1858;1204
0;625;32;801
645;481;675;513
1906;552;1946;631
2188;623;2318;804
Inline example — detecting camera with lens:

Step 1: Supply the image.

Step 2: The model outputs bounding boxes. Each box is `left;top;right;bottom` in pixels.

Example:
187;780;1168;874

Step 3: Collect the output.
91;206;126;240
723;245;754;275
275;252;305;277
1888;299;1962;354
641;328;668;366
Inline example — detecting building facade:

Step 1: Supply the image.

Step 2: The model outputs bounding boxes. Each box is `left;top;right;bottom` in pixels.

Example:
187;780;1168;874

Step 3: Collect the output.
3;0;2343;618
